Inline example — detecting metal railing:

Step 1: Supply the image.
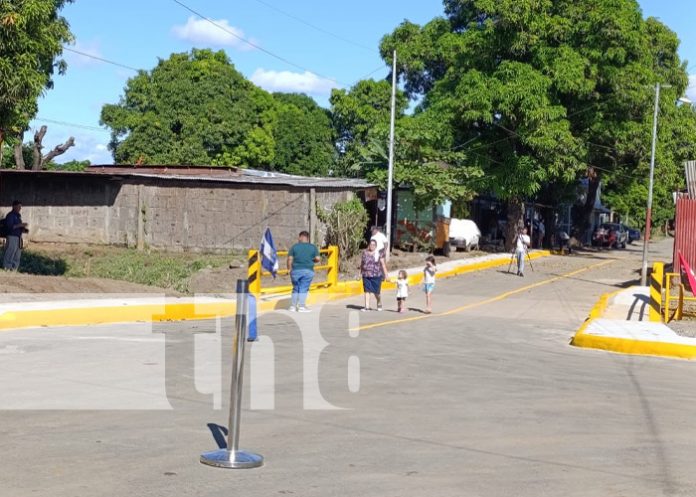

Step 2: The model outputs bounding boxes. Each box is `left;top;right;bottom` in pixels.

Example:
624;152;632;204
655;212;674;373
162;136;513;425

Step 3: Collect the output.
247;245;339;295
663;272;696;322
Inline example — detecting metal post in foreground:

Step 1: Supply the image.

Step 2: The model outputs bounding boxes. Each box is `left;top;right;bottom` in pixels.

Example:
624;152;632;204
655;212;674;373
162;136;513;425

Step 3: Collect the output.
385;49;397;261
200;279;263;469
640;83;661;286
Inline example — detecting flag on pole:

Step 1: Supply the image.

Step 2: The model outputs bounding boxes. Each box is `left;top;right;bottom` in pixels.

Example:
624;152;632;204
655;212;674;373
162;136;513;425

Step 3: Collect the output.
260;227;279;278
247;294;258;342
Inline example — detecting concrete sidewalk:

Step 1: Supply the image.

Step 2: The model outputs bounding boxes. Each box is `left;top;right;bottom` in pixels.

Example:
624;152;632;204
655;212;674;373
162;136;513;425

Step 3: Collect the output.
0;250;550;330
571;286;696;359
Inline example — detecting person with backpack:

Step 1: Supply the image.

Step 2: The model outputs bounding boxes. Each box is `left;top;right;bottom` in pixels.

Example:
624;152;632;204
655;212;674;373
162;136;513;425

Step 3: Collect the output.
3;200;28;271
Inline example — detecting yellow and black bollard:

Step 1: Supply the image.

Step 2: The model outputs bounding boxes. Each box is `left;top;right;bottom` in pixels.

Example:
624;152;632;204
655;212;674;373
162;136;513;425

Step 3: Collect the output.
247;249;261;295
649;261;664;322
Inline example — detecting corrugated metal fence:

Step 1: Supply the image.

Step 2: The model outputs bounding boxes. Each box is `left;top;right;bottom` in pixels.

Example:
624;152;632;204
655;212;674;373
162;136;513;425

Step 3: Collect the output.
673;198;696;274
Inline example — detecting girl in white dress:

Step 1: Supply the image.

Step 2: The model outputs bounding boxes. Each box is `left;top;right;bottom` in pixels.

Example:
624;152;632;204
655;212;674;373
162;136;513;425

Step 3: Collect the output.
396;270;409;313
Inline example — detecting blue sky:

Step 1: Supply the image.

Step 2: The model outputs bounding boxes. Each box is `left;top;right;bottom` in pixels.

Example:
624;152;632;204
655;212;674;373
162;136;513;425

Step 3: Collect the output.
33;0;696;165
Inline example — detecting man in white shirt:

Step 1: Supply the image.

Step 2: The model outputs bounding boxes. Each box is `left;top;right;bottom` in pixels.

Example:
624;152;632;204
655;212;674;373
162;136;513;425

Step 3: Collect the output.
370;226;389;261
514;227;531;277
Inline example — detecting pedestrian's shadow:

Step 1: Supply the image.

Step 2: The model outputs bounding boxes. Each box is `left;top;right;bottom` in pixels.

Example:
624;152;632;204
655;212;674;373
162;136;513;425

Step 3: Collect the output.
346;304;401;313
207;423;228;449
497;270;518;276
408;307;430;314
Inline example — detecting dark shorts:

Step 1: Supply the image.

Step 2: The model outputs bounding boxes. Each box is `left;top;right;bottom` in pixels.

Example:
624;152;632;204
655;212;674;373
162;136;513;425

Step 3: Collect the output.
362;276;383;295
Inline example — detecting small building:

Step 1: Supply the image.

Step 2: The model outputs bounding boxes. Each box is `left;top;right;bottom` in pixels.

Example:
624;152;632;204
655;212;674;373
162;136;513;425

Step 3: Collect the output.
0;165;372;252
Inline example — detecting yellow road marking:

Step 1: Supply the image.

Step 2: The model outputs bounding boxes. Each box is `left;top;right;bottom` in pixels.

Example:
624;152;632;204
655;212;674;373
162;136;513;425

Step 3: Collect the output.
351;259;616;332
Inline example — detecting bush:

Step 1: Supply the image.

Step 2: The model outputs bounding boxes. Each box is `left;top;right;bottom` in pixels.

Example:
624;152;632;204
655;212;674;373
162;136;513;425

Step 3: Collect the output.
317;198;368;269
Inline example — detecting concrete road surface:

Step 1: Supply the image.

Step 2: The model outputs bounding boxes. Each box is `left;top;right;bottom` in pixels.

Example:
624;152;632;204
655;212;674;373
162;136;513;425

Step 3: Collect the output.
3;239;695;497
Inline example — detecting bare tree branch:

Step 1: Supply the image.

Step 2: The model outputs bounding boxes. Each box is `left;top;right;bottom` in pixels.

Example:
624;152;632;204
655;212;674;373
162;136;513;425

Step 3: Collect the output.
42;136;76;166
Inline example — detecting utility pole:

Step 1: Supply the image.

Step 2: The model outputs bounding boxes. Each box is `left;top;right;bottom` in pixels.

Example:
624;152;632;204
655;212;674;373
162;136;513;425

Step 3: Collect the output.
640;83;661;286
385;50;397;261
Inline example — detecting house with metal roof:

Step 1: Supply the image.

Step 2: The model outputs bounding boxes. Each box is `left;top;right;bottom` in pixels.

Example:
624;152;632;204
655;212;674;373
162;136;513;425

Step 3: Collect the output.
0;165;373;252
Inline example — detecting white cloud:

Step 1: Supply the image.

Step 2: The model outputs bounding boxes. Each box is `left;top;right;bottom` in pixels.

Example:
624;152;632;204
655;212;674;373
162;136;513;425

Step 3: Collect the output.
250;68;339;96
172;16;256;51
686;75;696;105
64;40;103;68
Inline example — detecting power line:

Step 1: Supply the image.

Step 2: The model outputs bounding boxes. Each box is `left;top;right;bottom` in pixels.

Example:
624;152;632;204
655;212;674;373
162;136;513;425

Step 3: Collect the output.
34;117;110;133
171;0;345;87
248;0;373;52
59;2;383;100
352;65;388;85
62;46;140;72
453;101;604;155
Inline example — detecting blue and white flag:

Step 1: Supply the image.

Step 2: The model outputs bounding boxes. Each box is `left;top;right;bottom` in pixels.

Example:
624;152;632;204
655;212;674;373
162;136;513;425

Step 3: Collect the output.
260;227;279;278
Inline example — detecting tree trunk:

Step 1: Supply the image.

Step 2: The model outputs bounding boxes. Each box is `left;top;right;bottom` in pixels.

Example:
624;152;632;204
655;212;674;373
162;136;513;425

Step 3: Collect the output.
504;198;524;252
32;126;48;170
576;173;600;239
14;132;25;170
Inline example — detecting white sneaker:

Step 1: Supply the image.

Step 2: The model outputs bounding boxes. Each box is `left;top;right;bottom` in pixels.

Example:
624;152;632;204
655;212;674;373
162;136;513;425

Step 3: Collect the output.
288;306;297;312
298;307;311;313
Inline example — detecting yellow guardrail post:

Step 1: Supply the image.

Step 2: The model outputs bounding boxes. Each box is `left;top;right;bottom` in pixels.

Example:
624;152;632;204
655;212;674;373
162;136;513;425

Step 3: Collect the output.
327;245;339;288
665;273;673;321
247;249;261;295
649;262;664;322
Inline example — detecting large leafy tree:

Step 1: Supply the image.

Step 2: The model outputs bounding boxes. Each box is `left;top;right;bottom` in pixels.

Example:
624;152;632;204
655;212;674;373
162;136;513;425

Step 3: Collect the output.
271;93;335;176
330;78;480;209
0;0;73;165
101;49;277;166
330;79;408;177
380;0;696;244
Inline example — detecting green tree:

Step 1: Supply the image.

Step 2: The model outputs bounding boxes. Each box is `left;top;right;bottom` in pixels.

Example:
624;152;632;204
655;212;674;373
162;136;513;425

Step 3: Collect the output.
329;79;408;176
271;93;335;176
1;142;31;169
330;78;480;208
380;0;695;245
360;111;482;210
45;158;90;171
101;49;276;166
0;0;73;165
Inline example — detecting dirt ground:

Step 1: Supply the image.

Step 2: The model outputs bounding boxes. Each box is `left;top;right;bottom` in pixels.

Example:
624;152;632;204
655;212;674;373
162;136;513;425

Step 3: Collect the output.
3;241;499;296
0;271;179;297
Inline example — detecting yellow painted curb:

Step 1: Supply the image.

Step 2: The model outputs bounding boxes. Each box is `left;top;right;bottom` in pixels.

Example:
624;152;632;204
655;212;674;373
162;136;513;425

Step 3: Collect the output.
570;287;696;360
1;251;553;331
0;301;237;331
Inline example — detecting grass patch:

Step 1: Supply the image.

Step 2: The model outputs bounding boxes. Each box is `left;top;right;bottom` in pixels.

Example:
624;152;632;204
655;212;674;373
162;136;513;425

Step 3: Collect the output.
24;245;240;293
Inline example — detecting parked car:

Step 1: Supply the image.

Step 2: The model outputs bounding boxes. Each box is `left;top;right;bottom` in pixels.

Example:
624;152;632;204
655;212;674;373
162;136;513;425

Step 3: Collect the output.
622;224;641;244
592;223;628;249
449;218;481;252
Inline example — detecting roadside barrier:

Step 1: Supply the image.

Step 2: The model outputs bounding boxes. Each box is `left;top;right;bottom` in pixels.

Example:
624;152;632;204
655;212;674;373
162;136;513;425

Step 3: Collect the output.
664;272;696;323
664;272;684;322
649;262;664;322
200;279;263;469
247;245;339;295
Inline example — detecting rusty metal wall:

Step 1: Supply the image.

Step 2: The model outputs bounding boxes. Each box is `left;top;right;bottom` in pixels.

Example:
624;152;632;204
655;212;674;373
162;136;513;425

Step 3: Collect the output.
673;198;696;273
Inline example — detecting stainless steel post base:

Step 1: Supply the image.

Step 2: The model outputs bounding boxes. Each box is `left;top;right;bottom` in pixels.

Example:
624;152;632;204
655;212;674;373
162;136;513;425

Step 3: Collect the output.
200;449;264;469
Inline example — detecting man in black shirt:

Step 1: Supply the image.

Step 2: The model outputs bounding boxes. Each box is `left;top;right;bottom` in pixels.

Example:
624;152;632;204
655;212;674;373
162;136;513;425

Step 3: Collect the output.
3;200;28;270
